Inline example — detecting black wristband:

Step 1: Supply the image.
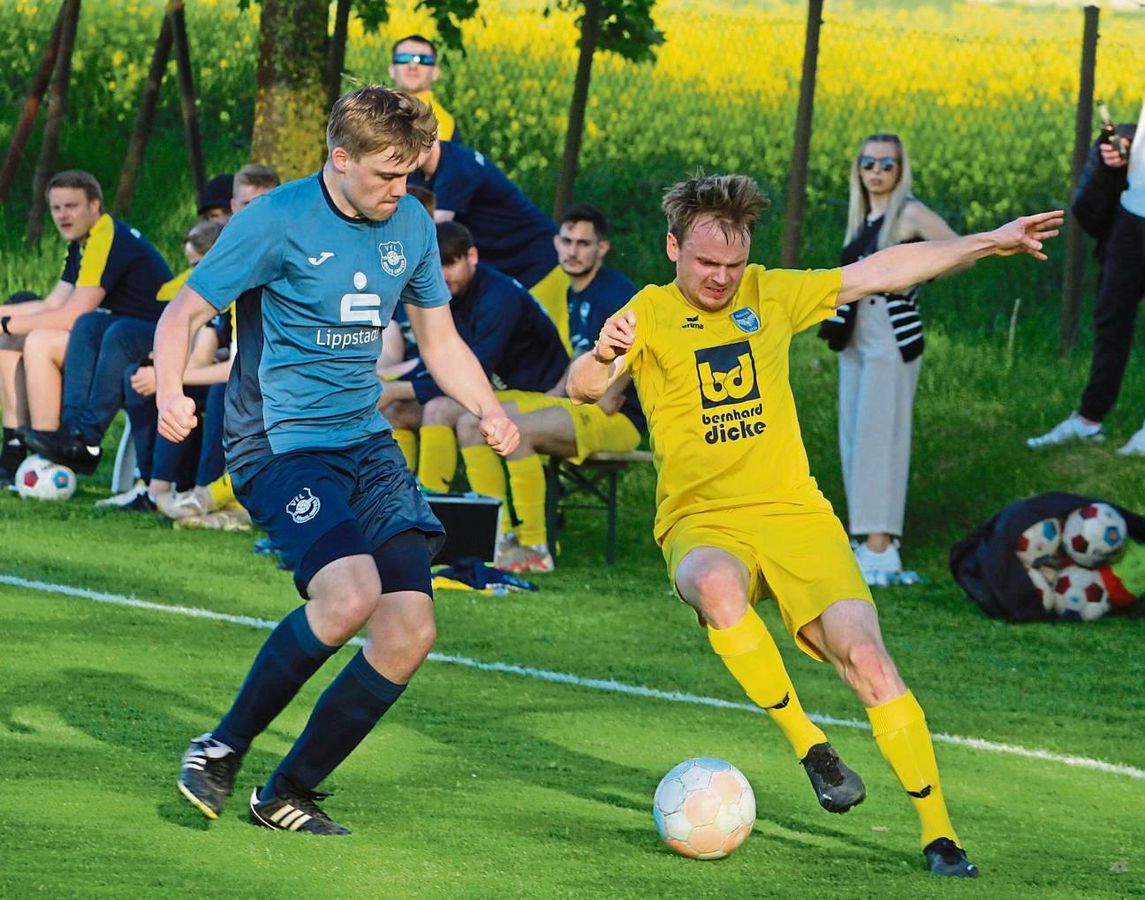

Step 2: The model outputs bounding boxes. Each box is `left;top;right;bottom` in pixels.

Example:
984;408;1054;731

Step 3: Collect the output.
0;316;10;336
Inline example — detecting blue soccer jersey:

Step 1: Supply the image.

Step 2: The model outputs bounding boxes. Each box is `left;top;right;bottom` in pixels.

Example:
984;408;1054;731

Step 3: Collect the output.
187;174;450;474
409;142;558;288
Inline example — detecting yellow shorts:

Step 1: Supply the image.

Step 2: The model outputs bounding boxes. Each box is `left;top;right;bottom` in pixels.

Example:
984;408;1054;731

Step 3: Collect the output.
494;391;641;464
662;503;873;661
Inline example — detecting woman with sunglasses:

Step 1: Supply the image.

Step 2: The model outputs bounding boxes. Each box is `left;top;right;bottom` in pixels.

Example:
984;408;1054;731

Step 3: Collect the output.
819;133;961;585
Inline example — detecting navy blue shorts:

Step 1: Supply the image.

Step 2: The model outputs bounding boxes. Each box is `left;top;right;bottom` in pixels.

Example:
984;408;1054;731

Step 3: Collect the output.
232;433;445;597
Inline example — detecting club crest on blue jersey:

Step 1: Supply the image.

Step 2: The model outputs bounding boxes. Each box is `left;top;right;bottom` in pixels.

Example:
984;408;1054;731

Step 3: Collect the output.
287;487;321;524
379;241;407;277
732;308;760;334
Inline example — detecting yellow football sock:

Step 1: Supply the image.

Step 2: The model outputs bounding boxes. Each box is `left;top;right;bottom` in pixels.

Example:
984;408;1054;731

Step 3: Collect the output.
461;444;513;534
708;608;826;760
507;455;546;547
393;428;418;471
418;425;457;492
867;690;958;849
207;472;235;510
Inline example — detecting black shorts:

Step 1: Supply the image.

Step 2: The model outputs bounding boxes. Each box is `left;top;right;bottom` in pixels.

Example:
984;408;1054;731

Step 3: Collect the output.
232;433;445;597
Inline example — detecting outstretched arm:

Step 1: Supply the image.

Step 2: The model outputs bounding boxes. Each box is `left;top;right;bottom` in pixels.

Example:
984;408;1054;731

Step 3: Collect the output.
567;310;635;404
838;210;1063;307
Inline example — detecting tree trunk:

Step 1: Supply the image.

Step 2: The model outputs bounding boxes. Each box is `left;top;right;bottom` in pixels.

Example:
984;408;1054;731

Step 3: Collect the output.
326;0;352;107
0;0;67;205
553;0;603;220
27;0;80;243
251;0;330;181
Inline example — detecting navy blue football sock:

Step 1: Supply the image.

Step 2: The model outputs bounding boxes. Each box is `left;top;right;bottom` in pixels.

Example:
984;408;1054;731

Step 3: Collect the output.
213;605;339;755
262;649;405;798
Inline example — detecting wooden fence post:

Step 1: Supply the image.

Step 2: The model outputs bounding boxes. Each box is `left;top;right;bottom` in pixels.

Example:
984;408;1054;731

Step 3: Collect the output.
27;0;80;243
113;5;175;215
170;0;205;197
1059;5;1100;356
781;0;824;268
0;0;67;205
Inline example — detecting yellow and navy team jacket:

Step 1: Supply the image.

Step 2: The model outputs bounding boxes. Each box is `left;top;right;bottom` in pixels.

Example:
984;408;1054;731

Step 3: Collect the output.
61;214;172;322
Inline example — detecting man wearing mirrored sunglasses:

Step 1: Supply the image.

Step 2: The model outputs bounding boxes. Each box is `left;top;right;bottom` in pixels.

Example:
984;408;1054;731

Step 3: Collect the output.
388;34;461;143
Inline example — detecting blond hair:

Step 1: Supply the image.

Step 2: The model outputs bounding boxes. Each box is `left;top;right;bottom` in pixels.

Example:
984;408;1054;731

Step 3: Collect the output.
845;133;914;250
234;163;281;192
661;174;769;243
326;86;437;163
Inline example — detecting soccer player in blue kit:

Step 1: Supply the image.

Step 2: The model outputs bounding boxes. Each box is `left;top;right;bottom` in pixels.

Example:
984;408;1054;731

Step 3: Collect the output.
155;86;520;835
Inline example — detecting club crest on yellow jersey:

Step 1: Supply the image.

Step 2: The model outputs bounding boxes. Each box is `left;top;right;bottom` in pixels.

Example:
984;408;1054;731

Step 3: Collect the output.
732;308;760;333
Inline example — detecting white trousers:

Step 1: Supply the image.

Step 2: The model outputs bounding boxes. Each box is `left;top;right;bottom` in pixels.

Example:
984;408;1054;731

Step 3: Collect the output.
837;295;921;537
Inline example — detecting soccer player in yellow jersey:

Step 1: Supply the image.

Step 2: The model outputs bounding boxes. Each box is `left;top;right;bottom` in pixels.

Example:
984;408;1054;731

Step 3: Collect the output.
567;174;1063;878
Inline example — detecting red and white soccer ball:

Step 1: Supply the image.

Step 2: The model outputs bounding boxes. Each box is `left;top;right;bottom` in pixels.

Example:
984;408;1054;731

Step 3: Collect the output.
1014;517;1062;568
1062;503;1127;568
652;757;755;859
15;455;77;501
1051;565;1111;622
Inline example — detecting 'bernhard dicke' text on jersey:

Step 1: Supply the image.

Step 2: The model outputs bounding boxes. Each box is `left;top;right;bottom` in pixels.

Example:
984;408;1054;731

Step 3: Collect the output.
619;265;843;541
187;175;450;475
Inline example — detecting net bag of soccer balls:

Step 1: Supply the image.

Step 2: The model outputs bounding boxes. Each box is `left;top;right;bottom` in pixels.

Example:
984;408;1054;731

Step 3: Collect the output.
1015;502;1144;622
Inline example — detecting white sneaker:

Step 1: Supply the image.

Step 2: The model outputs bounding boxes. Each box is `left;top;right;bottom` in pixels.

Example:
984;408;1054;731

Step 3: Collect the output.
493;532;519;568
854;541;902;587
94;480;148;508
1026;413;1105;449
1117;423;1145;457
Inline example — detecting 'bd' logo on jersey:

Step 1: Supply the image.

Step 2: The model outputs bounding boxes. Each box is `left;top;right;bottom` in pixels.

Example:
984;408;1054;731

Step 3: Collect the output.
695;341;760;409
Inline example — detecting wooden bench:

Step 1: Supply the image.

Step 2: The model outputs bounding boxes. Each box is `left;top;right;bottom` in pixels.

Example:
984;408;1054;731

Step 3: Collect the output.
544;450;653;564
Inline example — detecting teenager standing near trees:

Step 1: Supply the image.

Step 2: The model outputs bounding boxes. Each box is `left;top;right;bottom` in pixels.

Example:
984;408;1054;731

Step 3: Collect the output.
818;134;962;585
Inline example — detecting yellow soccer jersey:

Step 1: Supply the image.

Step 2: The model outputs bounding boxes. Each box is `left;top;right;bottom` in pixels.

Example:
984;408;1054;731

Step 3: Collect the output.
620;264;842;541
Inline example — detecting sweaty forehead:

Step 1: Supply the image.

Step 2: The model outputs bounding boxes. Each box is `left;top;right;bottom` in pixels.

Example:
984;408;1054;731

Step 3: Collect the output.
683;217;750;258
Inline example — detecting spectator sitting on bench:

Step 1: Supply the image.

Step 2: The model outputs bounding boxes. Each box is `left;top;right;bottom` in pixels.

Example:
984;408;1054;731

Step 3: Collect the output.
455;203;644;573
4;170;172;478
377;221;567;493
103;165;282;515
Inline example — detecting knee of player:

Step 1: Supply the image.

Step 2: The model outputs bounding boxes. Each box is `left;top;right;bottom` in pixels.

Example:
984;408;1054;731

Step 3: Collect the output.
688;570;748;620
323;579;383;634
844;641;898;690
422;396;461;426
455;412;483;445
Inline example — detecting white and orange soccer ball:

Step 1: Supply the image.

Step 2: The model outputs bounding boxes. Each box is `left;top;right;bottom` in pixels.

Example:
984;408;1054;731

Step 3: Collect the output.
1062;503;1127;568
1014;517;1062;568
652;757;755;859
15;455;77;501
1051;565;1111;622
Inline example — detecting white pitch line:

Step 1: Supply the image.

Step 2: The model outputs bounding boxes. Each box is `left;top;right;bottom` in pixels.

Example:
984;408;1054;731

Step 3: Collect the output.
3;573;1143;782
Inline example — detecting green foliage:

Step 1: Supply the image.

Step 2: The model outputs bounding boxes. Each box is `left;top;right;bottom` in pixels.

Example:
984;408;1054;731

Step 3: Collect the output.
546;0;664;64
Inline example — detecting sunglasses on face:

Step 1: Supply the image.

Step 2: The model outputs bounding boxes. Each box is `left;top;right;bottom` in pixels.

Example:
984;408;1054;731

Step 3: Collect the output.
393;52;435;66
859;155;898;172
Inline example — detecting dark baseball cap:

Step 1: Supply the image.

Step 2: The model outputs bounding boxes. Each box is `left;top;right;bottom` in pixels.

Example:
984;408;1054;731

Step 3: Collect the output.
197;173;234;214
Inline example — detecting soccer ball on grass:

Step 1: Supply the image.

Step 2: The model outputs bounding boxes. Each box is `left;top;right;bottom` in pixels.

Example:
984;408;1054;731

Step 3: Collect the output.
15;455;77;501
652;757;755;859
